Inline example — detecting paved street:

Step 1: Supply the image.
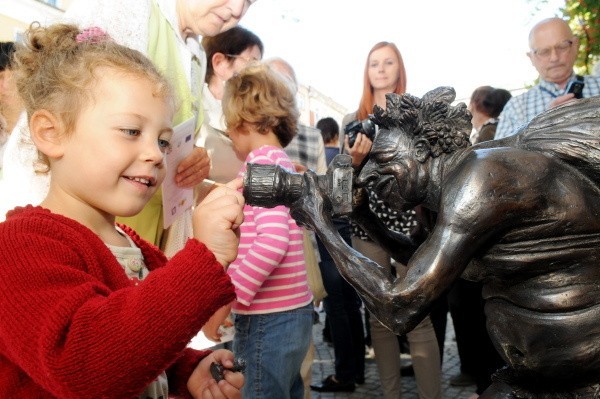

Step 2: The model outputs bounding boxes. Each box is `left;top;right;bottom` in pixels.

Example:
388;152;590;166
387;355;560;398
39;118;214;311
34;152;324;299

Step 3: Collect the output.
310;311;477;399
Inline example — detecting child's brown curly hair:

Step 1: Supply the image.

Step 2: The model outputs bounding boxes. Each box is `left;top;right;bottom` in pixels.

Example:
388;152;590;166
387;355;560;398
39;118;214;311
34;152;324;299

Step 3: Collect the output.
222;62;299;147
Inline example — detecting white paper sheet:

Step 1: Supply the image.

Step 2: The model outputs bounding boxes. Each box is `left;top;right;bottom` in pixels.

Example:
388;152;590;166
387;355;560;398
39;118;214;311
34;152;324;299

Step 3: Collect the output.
162;117;195;229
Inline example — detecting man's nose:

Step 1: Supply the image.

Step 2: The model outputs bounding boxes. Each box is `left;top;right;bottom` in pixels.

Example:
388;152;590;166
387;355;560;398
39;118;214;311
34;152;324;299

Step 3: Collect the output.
230;0;247;18
548;47;561;61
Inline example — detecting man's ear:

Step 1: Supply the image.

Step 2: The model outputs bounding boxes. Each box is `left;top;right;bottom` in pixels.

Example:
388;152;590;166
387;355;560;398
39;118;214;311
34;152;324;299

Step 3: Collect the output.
29;109;65;160
525;50;535;68
414;138;431;163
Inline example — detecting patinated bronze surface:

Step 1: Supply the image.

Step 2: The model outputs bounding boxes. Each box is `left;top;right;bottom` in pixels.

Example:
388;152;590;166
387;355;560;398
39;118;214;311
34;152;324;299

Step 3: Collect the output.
243;87;600;398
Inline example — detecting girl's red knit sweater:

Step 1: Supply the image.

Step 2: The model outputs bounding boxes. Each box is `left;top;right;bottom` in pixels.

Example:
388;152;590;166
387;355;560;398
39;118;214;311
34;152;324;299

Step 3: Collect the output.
0;206;236;398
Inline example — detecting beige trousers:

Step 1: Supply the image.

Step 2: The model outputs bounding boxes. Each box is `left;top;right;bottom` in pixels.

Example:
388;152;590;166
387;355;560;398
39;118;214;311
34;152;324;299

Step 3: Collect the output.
353;238;441;399
301;338;315;399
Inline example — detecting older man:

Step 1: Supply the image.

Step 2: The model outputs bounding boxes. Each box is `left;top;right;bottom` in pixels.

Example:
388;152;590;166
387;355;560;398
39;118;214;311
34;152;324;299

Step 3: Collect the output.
495;17;600;139
276;87;600;398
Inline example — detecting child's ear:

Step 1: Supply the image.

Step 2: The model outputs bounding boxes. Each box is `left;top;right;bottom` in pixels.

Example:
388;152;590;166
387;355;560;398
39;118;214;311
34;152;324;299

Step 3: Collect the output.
29;109;66;160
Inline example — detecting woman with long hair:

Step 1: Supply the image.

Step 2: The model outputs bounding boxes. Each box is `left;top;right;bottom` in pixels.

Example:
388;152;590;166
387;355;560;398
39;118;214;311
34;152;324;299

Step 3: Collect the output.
341;41;442;399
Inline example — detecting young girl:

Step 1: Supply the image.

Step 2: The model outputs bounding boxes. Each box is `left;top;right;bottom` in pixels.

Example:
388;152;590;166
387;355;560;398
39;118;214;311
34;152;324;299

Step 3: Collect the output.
0;23;245;399
203;63;313;399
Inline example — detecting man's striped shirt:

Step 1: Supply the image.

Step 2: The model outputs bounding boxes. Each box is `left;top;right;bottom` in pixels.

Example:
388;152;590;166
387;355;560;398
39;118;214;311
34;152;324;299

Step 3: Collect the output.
495;73;600;139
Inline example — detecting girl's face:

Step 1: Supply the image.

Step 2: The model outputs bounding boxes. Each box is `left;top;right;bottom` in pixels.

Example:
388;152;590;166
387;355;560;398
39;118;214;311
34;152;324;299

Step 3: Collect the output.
179;0;252;37
47;71;173;220
367;46;401;92
227;124;251;161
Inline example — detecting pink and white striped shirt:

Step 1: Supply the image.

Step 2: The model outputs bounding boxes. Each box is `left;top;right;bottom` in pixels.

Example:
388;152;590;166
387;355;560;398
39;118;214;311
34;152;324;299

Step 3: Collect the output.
228;145;313;315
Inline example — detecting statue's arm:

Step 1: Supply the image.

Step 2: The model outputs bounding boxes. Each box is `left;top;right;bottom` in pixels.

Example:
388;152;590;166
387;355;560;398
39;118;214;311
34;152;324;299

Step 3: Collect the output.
311;207;475;335
351;203;418;265
291;170;496;335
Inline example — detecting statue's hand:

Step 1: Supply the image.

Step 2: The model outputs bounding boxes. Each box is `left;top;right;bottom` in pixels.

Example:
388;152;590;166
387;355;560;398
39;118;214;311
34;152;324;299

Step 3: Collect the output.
290;170;331;230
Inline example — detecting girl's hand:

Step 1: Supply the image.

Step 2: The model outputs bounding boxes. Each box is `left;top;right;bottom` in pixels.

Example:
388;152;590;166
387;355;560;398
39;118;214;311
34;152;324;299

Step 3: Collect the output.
193;178;245;268
187;349;244;399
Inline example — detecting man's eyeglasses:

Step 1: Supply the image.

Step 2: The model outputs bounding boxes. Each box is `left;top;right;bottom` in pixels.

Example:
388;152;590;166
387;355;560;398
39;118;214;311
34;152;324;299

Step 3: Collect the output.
530;39;575;60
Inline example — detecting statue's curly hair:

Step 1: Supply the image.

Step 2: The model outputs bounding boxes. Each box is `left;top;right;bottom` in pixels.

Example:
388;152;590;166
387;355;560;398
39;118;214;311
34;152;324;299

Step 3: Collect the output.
371;87;472;158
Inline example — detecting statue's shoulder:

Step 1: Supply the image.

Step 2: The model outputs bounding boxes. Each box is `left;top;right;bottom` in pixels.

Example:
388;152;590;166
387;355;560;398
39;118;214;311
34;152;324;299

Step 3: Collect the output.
450;144;529;173
514;97;600;185
445;146;552;197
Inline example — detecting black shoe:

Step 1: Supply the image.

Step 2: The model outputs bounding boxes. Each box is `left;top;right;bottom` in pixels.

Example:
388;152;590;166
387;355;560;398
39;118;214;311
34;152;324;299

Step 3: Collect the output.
310;375;355;392
355;375;365;385
449;372;476;386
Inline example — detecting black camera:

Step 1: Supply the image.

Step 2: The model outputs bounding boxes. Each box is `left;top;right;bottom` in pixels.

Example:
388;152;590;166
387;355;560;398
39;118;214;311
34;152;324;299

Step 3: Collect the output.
566;76;585;99
243;154;354;217
344;117;376;148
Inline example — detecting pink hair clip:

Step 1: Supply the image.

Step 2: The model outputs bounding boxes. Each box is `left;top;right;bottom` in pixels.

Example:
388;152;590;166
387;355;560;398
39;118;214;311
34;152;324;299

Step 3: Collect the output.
76;27;111;44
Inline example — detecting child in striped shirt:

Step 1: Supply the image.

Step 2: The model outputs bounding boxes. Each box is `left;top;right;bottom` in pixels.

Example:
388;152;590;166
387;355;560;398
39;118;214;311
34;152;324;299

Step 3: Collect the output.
203;62;313;399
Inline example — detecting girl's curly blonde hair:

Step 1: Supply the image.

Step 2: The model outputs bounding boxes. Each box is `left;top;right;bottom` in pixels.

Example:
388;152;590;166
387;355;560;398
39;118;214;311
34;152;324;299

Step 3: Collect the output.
13;22;175;172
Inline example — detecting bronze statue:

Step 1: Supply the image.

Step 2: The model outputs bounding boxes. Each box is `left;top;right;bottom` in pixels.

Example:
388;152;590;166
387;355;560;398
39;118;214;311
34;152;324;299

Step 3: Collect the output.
243;87;600;397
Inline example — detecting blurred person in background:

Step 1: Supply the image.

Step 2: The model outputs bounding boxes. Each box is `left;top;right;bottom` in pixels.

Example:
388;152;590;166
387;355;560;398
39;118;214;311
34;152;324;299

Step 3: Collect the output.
0;41;25;216
197;25;263;184
468;86;511;144
310;116;366;393
0;42;23;137
335;41;442;399
448;85;511;396
495;17;600;139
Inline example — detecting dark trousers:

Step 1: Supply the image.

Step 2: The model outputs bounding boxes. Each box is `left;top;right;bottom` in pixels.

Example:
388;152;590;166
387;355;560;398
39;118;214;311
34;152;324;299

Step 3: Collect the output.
316;223;365;383
430;291;449;364
448;278;505;394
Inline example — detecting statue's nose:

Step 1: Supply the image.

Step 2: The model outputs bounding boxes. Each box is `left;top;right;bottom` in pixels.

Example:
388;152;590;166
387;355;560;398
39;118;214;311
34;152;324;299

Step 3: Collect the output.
356;160;378;187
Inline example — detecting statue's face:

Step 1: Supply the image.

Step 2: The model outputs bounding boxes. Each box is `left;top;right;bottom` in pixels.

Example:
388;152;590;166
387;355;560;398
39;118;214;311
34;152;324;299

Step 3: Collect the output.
356;128;423;211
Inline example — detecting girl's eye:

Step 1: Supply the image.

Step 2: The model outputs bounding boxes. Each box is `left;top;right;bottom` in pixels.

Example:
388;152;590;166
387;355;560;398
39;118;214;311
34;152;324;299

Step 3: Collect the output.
158;138;172;153
121;128;140;137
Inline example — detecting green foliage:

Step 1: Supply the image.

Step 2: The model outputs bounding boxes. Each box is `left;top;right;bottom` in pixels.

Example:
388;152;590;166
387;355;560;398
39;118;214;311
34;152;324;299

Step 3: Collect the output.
563;0;600;74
